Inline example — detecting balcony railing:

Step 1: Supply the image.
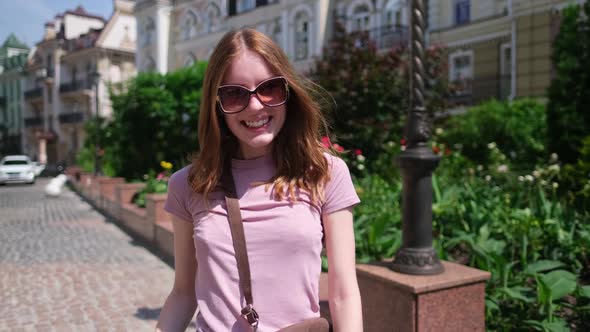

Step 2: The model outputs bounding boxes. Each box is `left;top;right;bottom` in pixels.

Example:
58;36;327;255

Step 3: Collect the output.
349;25;410;50
24;116;43;127
59;112;85;124
24;88;42;99
59;79;94;94
448;74;511;105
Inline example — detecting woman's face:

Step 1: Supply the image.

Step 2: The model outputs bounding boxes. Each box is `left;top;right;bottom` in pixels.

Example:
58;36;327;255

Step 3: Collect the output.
220;50;287;159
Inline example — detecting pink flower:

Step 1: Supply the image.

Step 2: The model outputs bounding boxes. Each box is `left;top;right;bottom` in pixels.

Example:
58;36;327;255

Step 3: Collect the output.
157;172;165;180
400;138;407;146
321;136;332;148
354;149;363;156
333;144;344;152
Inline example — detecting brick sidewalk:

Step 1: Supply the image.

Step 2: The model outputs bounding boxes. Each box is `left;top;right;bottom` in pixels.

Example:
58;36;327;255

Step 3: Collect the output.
0;179;196;332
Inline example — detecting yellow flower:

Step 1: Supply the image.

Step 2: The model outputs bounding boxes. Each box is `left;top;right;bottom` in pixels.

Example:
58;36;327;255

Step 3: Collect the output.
160;161;173;170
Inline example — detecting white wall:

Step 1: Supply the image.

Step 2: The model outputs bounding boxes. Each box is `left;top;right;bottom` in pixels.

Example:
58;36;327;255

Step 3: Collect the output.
101;15;137;51
63;15;105;40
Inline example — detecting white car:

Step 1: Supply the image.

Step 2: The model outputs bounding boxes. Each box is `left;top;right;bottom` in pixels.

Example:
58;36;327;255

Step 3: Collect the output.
0;155;37;185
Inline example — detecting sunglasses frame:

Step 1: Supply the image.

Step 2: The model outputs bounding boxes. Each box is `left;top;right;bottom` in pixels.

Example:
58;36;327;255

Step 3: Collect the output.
216;76;289;114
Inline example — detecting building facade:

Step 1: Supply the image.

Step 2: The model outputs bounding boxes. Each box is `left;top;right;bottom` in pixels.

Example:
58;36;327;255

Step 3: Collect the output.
23;1;136;165
0;34;29;155
133;0;584;105
135;0;411;73
429;0;586;105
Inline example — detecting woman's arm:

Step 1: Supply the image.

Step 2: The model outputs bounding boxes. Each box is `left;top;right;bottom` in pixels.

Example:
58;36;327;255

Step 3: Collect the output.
323;207;363;332
156;215;198;332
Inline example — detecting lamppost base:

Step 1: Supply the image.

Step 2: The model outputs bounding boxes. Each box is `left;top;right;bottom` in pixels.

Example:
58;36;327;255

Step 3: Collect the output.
390;247;445;275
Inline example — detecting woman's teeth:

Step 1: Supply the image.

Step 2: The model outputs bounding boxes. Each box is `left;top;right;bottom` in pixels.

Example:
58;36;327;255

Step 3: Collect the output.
244;118;270;128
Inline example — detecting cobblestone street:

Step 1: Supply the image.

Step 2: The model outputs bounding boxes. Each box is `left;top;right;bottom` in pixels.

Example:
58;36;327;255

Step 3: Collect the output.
0;179;194;332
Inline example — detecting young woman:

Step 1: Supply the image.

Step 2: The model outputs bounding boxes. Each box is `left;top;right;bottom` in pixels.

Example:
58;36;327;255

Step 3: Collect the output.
156;29;362;332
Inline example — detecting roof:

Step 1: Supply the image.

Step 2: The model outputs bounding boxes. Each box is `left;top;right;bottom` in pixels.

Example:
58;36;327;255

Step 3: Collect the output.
63;5;106;22
1;34;29;50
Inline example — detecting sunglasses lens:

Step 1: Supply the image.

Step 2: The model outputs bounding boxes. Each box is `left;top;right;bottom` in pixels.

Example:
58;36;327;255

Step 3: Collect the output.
219;86;249;113
257;78;287;106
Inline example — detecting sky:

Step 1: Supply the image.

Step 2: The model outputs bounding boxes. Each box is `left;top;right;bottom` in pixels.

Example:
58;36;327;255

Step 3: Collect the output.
0;0;114;48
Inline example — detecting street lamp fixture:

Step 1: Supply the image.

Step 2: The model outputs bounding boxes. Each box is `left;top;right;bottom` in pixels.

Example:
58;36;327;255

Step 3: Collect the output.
90;70;103;176
390;0;445;275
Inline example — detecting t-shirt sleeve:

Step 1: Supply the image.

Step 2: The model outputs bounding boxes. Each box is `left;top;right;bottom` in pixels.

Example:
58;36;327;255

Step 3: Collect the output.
321;155;361;215
164;167;193;223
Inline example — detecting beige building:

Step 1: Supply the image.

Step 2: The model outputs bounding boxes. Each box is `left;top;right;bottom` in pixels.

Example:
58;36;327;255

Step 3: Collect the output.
134;0;584;105
429;0;586;104
135;0;411;73
23;1;136;165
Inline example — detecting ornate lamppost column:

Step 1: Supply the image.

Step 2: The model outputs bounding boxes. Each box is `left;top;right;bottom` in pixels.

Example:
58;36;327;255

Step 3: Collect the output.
390;0;444;275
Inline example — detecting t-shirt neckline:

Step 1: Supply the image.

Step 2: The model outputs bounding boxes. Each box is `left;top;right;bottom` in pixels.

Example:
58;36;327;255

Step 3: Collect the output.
231;153;274;169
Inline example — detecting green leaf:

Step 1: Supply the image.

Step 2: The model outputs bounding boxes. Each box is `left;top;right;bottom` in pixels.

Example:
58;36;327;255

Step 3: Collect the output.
500;287;534;303
579;285;590;299
539;270;577;300
525;260;567;275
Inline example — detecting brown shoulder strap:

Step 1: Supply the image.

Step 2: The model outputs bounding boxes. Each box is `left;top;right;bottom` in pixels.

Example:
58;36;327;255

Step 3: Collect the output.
221;167;259;329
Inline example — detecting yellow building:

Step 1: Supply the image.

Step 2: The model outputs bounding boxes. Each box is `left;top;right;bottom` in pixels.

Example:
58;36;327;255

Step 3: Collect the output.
428;0;584;104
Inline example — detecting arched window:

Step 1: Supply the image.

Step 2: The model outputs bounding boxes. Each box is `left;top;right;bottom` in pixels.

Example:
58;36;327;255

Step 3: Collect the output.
206;3;221;33
352;4;371;32
143;17;155;46
180;11;198;41
294;12;309;60
270;17;282;48
184;53;197;67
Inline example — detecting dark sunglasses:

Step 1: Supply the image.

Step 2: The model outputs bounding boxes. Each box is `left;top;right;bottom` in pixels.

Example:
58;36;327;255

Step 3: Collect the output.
217;76;289;114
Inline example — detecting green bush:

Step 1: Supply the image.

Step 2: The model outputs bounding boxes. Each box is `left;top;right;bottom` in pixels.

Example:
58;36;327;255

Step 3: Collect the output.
437;99;547;169
101;62;207;180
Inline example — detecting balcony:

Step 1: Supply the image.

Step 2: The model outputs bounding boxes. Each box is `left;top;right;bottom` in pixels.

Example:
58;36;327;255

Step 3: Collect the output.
24;116;43;127
349;25;410;51
59;79;94;94
59;112;85;124
448;74;511;106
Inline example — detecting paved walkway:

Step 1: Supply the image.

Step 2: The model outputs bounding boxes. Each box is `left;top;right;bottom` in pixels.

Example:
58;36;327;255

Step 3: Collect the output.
0;179;196;332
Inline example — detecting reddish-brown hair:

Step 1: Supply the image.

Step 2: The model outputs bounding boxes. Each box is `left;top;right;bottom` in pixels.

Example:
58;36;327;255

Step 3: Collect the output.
188;28;331;202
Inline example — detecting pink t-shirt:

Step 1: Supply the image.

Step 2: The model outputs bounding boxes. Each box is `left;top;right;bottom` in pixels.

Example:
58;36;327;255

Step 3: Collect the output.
164;153;360;332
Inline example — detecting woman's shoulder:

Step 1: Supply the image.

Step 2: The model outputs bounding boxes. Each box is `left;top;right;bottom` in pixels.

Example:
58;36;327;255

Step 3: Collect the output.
168;165;193;196
322;151;349;173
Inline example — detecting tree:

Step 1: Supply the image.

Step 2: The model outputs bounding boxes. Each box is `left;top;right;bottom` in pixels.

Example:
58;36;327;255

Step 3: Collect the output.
547;3;590;164
309;24;449;168
100;62;207;179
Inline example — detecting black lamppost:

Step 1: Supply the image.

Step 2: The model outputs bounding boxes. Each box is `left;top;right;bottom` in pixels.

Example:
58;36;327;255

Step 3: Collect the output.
91;71;103;176
390;0;444;275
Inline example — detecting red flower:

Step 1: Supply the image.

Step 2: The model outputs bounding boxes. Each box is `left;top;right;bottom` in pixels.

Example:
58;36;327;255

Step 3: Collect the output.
354;149;362;156
432;146;440;154
400;138;407;146
444;148;452;156
321;136;332;148
333;144;344;152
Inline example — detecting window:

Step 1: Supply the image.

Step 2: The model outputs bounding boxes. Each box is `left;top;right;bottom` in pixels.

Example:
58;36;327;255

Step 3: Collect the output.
352;4;370;32
500;43;512;99
449;50;473;94
237;0;255;13
144;57;156;72
143;17;155;46
384;0;406;27
454;0;470;25
270;17;282;48
181;11;198;41
294;12;309;60
206;4;221;33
